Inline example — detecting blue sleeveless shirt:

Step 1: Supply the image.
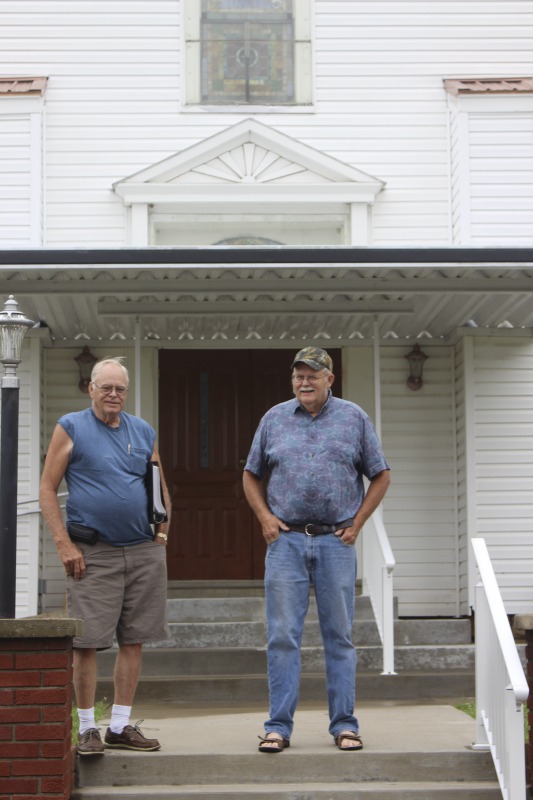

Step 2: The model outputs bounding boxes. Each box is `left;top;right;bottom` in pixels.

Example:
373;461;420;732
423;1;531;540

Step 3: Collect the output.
59;408;156;546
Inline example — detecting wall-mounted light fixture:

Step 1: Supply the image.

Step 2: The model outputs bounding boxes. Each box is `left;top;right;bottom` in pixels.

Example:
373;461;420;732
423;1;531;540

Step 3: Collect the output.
405;343;428;391
74;345;97;393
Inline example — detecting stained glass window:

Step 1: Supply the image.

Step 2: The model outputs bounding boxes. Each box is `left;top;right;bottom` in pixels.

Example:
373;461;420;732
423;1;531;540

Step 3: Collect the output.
201;0;295;104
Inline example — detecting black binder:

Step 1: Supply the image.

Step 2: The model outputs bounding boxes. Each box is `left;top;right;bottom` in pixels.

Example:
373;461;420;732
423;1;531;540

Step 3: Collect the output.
146;461;168;524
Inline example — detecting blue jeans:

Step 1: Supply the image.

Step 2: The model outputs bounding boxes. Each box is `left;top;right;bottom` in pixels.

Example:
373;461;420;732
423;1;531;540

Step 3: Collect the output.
264;530;358;739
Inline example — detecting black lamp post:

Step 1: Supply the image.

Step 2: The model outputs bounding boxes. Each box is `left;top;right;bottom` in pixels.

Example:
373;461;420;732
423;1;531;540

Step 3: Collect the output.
0;295;34;618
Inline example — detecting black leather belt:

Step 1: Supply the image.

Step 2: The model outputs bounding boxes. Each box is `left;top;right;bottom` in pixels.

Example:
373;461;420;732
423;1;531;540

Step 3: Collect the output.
285;519;354;536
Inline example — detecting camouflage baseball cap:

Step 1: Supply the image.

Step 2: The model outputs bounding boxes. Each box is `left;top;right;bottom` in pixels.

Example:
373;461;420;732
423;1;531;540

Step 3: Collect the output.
291;347;333;372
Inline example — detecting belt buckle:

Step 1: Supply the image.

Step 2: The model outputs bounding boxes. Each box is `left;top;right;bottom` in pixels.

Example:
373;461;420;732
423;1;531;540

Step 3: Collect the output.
304;523;316;536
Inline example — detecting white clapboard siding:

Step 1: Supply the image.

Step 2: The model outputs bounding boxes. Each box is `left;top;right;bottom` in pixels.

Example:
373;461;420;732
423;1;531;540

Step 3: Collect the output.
1;1;532;245
470;337;533;612
468;113;533;244
381;344;458;617
0;115;33;246
41;345;138;611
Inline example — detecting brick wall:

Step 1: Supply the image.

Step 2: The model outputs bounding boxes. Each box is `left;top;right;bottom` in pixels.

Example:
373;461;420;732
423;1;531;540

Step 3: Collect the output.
0;618;81;800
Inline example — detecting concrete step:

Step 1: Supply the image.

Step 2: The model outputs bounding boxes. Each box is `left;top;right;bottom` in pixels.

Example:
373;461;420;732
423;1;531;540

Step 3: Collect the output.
151;618;472;649
167;580;267;598
98;644;475;677
97;670;476;703
72;780;502;799
73;704;499;799
165;595;384;622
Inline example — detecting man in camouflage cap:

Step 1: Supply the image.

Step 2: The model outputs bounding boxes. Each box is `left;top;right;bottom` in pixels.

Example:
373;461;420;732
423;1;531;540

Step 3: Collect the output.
243;346;390;753
290;346;333;372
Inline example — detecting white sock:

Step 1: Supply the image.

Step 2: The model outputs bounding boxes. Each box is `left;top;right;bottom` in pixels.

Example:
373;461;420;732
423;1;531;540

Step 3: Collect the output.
77;707;96;735
110;703;132;734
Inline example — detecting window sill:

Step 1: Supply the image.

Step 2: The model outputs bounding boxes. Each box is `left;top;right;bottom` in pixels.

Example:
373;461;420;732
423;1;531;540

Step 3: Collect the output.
181;104;316;114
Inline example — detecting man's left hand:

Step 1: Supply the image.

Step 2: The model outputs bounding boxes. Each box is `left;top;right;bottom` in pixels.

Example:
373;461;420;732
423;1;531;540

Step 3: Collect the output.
335;523;360;546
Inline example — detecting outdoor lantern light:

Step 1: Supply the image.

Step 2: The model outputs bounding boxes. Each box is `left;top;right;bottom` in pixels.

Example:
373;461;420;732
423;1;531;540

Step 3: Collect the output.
74;345;97;392
0;295;35;373
0;295;34;618
405;343;428;391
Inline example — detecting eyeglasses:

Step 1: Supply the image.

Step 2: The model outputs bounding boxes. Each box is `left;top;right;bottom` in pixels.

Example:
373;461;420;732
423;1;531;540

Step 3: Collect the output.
292;374;327;384
92;382;129;396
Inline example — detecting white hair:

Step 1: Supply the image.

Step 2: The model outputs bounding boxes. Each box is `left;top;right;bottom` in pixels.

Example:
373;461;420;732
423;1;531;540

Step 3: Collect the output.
91;357;129;384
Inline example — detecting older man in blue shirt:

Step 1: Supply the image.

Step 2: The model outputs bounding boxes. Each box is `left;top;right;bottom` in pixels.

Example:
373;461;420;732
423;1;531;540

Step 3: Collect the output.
243;347;390;753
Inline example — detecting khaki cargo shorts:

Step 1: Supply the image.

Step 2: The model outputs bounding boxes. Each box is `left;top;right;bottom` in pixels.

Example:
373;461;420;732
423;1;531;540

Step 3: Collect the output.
66;538;170;649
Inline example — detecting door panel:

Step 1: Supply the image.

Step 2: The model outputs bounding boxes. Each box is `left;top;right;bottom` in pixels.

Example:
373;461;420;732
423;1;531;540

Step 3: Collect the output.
159;349;341;580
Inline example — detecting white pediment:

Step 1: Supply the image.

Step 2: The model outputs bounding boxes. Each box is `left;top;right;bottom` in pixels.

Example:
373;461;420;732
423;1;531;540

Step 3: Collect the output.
113;119;384;204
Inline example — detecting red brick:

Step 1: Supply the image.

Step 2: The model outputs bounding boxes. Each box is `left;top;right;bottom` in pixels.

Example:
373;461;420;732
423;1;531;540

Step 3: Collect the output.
15;653;69;670
41;775;65;792
0;689;14;705
0;724;13;739
43;670;70;688
0;653;14;669
43;706;70;723
0;761;10;776
16;687;67;705
41;741;70;758
0;777;39;793
41;638;71;651
0;670;40;687
2;741;39;758
0;640;39;651
16;723;67;741
18;796;67;800
12;758;66;776
0;706;40;723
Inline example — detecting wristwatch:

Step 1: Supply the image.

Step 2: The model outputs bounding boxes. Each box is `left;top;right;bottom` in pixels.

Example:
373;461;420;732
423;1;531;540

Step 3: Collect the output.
156;532;168;542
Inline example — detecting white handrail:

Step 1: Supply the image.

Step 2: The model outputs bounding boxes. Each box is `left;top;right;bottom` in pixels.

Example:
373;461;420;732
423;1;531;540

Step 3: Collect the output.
17;493;67;517
362;509;396;675
471;537;529;800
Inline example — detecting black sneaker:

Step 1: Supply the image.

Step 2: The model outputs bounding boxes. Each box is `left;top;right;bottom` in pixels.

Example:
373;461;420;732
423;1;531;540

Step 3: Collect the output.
77;727;105;756
104;720;161;751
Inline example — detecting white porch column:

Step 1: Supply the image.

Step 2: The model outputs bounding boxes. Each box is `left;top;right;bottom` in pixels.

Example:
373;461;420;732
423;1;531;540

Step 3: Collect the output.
373;316;382;441
129;204;149;245
134;318;142;417
348;203;370;245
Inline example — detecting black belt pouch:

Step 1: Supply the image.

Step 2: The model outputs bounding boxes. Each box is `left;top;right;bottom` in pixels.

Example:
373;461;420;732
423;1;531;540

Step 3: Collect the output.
67;522;98;545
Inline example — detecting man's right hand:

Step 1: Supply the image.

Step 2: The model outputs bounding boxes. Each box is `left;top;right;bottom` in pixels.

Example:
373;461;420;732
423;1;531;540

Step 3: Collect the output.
260;513;289;545
58;539;86;580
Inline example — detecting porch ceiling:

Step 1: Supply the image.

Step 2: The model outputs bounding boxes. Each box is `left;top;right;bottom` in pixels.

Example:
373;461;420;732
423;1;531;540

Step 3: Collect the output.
1;247;533;345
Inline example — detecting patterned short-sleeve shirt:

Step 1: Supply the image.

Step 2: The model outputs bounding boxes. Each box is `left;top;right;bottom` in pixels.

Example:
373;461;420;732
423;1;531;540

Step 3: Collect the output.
244;392;389;524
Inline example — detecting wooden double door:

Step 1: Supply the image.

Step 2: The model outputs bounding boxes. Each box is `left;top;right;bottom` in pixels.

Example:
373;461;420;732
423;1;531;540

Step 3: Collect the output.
159;349;341;580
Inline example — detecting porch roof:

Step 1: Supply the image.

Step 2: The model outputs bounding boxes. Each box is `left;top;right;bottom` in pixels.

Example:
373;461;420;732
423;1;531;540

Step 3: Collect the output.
1;246;532;344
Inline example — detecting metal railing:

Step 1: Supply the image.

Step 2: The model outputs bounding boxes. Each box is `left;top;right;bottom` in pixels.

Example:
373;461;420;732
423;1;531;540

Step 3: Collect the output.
362;510;396;675
471;537;529;800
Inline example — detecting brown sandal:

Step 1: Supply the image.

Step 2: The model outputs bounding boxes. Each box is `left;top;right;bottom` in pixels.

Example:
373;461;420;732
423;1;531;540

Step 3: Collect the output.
258;733;290;753
334;731;363;751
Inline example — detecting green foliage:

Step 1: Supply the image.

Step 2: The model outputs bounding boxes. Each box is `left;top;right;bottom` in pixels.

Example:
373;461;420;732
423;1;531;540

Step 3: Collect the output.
455;700;529;741
71;699;109;743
